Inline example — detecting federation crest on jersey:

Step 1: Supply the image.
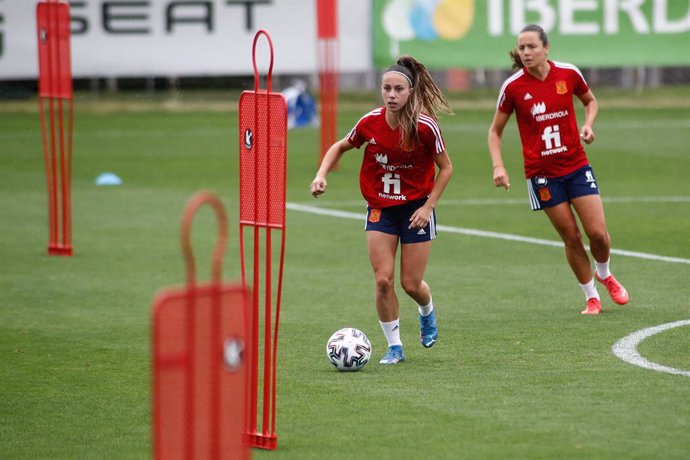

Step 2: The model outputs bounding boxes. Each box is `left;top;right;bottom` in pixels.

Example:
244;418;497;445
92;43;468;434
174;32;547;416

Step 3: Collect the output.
368;209;381;223
555;81;568;95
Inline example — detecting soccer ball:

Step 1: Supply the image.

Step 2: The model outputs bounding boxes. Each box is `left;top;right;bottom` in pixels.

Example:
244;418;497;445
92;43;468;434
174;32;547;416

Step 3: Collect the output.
326;327;372;372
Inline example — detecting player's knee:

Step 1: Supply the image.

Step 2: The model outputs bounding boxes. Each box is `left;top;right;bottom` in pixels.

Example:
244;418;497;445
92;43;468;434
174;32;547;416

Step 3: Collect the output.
375;276;395;296
400;278;421;297
562;230;585;250
588;229;610;248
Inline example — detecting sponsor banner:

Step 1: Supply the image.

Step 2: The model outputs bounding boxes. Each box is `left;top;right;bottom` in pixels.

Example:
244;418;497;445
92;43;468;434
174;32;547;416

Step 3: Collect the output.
374;0;690;69
0;0;370;79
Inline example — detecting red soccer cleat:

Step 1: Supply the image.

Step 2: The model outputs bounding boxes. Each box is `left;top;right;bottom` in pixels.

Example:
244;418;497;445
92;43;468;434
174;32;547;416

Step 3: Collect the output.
595;273;629;305
581;297;602;315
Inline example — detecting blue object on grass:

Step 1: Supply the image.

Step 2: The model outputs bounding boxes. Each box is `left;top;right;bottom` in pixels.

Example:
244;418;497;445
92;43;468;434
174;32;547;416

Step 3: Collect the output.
95;172;122;186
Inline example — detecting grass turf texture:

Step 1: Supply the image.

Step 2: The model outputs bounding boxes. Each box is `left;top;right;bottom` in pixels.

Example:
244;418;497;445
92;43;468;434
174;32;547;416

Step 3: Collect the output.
1;88;689;459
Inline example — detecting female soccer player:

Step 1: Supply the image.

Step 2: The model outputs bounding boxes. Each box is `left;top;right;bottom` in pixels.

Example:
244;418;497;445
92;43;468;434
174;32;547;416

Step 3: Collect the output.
487;24;628;315
311;55;453;364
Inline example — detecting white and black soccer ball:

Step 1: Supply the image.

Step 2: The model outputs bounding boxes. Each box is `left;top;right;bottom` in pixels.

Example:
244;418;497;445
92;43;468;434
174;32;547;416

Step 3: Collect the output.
326;327;372;372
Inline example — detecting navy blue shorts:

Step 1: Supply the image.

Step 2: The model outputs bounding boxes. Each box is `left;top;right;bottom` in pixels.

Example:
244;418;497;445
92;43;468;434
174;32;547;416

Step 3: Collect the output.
526;165;600;211
365;198;437;244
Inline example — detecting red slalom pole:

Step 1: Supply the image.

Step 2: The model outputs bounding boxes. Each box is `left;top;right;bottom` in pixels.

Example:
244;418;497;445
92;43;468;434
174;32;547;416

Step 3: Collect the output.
36;0;74;256
316;0;339;165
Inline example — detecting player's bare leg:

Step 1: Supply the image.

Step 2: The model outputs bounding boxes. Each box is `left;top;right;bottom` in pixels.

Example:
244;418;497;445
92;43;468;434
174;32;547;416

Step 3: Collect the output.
572;195;629;304
367;231;405;363
367;231;400;321
571;195;609;262
544;202;602;314
401;241;438;347
544;202;593;283
400;241;432;304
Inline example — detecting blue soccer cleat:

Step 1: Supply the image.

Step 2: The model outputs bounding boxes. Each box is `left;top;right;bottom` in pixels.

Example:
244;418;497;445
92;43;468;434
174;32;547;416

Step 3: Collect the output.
379;345;405;364
419;310;438;348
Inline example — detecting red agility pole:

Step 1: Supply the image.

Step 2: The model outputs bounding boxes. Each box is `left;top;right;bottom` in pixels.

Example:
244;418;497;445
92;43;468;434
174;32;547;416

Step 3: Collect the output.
316;0;339;165
152;191;251;460
238;30;287;451
36;0;74;256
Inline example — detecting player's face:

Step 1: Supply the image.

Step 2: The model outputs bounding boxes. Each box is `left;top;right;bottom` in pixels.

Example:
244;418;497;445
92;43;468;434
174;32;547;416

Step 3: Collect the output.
516;31;549;69
381;73;412;113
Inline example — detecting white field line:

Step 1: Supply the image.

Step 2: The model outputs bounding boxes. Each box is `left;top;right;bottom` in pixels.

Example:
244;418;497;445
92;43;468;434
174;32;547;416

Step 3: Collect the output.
612;320;690;378
286;202;690;265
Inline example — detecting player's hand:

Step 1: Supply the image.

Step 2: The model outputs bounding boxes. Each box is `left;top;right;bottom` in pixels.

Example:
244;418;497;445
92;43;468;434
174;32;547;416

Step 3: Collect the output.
493;166;511;191
409;206;432;230
580;126;595;144
311;177;327;197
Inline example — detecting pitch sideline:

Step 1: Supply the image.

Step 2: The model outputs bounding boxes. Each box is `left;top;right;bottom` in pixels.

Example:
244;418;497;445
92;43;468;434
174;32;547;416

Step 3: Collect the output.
287;202;690;265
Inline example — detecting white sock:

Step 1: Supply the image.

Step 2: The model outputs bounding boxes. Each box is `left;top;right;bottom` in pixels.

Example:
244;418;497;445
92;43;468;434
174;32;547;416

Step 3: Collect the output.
379;319;402;347
417;296;434;317
595;259;611;279
579;279;600;300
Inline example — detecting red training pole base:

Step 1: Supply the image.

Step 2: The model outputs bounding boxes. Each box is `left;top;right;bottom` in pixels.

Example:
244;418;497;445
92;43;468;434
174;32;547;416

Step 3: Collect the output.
244;432;277;450
48;244;73;256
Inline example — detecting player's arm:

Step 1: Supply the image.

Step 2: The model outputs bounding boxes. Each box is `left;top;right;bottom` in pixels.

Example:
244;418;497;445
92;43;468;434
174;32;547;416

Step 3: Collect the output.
311;137;354;197
577;90;598;144
409;150;452;229
488;109;512;191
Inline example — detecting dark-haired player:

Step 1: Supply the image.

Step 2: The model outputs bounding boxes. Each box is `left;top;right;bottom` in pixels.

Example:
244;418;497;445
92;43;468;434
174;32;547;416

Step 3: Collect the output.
488;24;628;315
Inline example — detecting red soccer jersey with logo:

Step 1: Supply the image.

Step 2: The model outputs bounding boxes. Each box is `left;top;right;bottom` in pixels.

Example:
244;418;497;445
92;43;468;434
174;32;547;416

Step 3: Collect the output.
346;107;446;209
497;60;590;178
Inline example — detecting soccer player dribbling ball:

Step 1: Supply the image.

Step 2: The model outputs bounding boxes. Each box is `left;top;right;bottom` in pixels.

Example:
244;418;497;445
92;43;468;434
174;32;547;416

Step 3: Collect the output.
311;56;453;364
487;24;629;315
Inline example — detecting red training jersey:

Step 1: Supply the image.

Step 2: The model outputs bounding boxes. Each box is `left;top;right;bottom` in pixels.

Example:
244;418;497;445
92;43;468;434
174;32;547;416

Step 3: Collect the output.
346;107;446;209
497;60;590;178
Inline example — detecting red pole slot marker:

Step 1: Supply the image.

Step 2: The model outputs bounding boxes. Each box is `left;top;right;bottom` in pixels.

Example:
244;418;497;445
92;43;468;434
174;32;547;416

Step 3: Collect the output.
238;29;287;451
37;0;74;256
152;191;250;460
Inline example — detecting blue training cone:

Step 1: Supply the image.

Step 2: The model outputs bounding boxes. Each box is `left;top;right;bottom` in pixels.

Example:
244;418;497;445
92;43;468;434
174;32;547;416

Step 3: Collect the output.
95;172;122;186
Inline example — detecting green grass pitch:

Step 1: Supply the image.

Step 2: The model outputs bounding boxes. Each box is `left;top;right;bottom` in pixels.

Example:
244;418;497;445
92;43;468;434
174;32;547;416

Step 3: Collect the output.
1;88;689;459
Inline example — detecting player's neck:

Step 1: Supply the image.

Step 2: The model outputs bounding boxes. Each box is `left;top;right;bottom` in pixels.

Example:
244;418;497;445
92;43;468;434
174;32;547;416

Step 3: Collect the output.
525;60;551;81
384;109;400;130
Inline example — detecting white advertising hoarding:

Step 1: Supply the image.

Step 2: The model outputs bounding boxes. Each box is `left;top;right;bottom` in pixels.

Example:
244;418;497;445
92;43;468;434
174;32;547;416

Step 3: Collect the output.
0;0;371;79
